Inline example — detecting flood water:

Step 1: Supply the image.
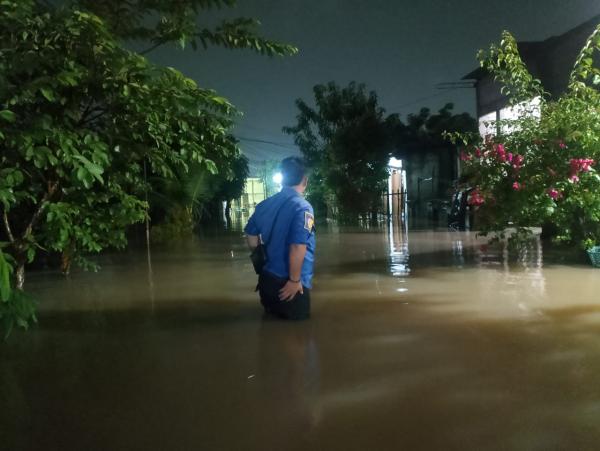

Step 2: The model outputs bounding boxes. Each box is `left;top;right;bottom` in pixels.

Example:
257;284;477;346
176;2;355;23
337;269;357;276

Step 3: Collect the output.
2;223;600;450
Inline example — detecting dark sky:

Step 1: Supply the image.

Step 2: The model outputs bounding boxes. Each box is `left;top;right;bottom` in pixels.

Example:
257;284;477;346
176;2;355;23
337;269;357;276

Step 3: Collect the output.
147;0;600;172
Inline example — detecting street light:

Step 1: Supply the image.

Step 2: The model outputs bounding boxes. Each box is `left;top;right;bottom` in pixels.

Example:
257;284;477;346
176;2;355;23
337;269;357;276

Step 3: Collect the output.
388;157;402;169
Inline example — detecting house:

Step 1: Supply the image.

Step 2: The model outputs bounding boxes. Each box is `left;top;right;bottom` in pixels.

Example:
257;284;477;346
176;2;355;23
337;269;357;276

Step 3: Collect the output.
230;177;266;219
463;14;600;136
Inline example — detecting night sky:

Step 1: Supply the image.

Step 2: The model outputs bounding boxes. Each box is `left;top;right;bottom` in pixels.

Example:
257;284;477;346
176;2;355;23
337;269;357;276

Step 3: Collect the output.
147;0;600;172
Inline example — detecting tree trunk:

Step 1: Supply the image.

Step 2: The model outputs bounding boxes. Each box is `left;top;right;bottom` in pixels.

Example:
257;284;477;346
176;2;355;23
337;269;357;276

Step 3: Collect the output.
61;252;72;276
200;200;226;226
225;200;232;228
61;242;75;276
15;261;25;290
225;200;231;219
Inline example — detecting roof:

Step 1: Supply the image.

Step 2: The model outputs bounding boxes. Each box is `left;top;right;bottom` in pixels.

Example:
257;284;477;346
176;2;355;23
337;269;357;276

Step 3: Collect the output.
462;14;600;82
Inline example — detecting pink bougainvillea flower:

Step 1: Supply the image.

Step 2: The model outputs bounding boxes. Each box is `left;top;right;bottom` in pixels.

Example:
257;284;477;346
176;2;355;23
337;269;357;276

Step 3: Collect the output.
460;151;472;162
507;152;513;163
547;188;562;200
512;181;522;191
558;141;567;149
468;189;485;206
570;160;577;174
474;148;482;158
581;159;595;172
512;155;524;170
570;158;595;175
569;175;580;183
494;143;507;162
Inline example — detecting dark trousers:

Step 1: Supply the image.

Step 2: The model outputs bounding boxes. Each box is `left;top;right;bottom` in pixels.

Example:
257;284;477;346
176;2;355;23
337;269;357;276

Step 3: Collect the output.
258;272;310;320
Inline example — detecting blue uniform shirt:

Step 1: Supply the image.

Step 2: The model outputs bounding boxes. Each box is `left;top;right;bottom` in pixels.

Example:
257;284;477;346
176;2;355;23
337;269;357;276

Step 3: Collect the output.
244;187;316;288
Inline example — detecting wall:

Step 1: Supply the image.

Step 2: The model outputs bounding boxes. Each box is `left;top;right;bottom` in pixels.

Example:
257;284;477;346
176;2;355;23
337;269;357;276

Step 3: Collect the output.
474;16;600;119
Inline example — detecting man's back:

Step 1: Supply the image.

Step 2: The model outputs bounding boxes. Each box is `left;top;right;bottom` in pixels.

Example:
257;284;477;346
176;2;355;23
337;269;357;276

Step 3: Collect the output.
244;157;315;320
245;187;315;288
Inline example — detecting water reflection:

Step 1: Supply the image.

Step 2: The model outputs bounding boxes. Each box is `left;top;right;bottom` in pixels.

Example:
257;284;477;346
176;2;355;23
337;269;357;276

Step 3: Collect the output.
255;318;321;442
452;239;465;268
474;231;544;270
474;234;547;316
387;219;409;277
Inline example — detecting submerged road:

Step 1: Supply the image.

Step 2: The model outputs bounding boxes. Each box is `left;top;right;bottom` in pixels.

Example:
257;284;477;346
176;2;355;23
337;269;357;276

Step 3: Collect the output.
2;225;600;450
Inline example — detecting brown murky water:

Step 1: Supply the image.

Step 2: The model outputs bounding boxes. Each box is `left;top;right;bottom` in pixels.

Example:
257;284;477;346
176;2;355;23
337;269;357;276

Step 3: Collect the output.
2;223;600;450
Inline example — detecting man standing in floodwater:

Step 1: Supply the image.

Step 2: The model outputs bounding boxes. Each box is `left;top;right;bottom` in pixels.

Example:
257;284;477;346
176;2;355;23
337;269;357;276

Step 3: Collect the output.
245;157;316;320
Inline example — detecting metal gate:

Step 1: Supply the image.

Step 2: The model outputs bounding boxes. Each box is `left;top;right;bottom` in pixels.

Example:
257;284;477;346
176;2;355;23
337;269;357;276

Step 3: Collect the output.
383;189;408;221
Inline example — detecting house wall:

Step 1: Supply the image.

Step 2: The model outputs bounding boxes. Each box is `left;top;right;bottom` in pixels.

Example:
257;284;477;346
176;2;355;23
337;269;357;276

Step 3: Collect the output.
476;75;506;118
233;177;266;213
473;16;600;120
542;27;599;97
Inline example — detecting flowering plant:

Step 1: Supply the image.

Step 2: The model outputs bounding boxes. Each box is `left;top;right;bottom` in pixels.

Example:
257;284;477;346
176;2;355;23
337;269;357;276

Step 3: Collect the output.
448;28;600;249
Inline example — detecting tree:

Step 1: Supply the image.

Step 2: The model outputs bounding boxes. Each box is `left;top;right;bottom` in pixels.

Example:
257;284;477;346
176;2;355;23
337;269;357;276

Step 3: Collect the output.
193;152;250;224
73;0;298;57
218;153;250;219
392;104;477;208
147;152;249;239
0;0;295;334
448;27;600;250
284;82;397;221
394;103;477;157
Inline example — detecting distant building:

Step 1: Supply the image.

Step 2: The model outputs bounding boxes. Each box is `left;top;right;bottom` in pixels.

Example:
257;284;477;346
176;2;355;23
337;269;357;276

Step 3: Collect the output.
463;14;600;136
232;177;266;215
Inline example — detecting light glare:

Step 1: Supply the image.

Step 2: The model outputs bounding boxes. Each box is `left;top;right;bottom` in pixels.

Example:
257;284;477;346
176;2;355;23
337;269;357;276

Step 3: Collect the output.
273;172;283;184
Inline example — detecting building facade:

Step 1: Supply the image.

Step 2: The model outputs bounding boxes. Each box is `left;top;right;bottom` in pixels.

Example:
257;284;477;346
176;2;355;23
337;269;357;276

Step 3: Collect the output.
463;15;600;135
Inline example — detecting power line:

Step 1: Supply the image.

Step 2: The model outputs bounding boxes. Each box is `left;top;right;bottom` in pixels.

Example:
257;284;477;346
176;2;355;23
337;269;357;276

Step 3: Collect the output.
240;141;290;164
241;141;281;159
235;135;297;150
235;122;286;139
436;81;476;90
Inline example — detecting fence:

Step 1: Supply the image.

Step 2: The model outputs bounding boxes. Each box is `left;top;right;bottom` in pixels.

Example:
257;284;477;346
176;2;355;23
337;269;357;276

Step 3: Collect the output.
383;189;408;221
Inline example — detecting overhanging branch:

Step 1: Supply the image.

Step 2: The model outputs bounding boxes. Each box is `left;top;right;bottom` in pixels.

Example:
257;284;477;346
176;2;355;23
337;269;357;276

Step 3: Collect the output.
22;181;58;240
79;109;108;126
140;40;167;56
2;209;15;243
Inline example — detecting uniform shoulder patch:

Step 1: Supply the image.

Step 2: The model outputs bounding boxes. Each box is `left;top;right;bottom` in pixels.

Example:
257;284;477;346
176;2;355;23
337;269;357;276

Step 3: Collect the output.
304;211;315;231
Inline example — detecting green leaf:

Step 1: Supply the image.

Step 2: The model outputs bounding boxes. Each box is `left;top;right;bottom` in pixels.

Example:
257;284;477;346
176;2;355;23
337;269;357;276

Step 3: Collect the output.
74;155;104;183
76;166;87;182
0;250;12;303
26;247;35;264
204;159;218;174
40;87;55;102
0;110;16;123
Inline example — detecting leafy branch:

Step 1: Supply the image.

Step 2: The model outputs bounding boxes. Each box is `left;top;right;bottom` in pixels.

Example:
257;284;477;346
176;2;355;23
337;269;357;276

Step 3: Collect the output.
478;31;547;105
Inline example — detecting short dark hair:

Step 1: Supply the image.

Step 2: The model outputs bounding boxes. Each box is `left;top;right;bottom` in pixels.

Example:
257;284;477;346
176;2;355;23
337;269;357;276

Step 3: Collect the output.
280;156;306;186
